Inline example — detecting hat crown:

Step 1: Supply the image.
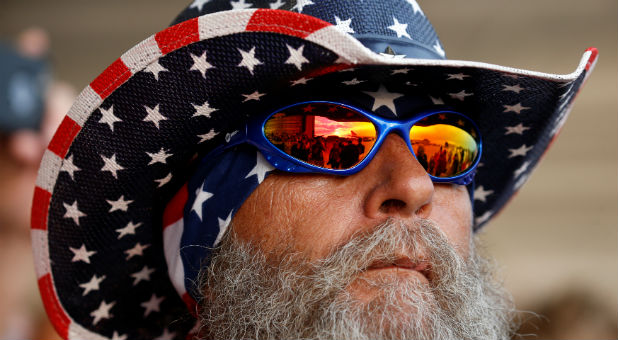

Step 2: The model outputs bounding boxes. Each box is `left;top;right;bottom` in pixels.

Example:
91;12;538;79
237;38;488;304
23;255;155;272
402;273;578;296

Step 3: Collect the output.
173;0;446;59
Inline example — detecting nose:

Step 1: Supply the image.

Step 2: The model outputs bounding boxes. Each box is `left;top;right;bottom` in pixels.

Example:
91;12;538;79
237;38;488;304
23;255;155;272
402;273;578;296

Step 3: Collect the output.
357;134;434;220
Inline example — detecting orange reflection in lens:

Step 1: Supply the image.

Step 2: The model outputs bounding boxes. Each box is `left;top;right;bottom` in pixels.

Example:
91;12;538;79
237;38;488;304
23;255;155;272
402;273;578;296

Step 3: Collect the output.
314;115;375;138
410;123;478;178
264;104;377;170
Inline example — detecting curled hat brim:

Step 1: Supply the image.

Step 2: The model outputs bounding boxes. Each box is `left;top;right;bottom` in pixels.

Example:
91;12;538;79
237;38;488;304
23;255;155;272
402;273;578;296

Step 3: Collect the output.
32;9;596;340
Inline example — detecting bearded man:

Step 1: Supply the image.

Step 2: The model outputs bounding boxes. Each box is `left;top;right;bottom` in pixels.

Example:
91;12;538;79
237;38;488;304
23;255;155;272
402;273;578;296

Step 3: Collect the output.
31;0;596;339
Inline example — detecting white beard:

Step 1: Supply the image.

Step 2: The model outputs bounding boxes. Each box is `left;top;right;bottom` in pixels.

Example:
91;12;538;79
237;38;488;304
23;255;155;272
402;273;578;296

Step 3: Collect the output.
195;219;516;339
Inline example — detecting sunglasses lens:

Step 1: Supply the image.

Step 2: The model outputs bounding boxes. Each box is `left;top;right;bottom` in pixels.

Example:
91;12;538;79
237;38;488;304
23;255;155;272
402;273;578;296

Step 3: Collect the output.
410;113;480;178
264;103;377;169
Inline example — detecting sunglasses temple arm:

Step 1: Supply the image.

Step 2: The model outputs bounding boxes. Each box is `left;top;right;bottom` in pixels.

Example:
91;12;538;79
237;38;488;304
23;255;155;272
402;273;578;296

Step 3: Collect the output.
202;127;249;160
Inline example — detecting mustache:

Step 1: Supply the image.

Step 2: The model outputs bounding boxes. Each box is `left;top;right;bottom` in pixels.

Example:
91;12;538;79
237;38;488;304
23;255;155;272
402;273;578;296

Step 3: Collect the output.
312;218;461;284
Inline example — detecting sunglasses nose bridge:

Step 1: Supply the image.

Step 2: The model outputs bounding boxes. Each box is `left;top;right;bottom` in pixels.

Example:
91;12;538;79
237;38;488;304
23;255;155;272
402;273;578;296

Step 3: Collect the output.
379;122;417;157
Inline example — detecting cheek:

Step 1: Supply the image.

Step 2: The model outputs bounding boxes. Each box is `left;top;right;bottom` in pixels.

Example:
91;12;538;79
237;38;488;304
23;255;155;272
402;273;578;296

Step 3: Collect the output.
429;184;473;256
231;174;360;260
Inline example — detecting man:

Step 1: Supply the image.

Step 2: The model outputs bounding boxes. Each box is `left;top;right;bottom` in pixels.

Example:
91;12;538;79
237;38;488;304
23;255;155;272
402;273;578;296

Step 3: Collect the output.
31;1;596;339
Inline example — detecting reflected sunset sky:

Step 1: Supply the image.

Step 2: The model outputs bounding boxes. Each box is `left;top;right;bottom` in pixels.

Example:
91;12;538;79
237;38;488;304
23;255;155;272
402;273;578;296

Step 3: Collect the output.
313;116;376;138
411;124;476;149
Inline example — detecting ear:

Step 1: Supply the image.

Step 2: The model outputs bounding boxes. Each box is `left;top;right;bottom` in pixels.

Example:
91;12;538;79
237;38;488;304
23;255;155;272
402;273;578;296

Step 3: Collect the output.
7;130;44;166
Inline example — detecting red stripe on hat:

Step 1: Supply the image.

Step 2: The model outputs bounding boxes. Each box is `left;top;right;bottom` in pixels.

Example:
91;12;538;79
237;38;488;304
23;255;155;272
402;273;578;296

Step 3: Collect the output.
156;17;199;55
47;116;81;158
182;292;198;318
305;64;355;78
90;58;132;99
585;47;599;71
163;183;189;229
247;9;331;38
32;187;51;230
39;274;70;339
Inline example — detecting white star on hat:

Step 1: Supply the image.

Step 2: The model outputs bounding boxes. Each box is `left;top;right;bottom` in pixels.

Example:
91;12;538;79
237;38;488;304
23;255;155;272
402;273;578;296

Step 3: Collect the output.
90;300;115;325
69;244;96;264
474;185;494;203
392;68;412;75
192;100;217;118
292;0;314;12
198;128;219;143
508;144;534;158
503;103;530;114
230;0;253;9
146;148;173;165
131;265;155;286
269;0;285;9
60;154;80;181
504;123;530;135
449;90;473;101
143;104;167;129
406;0;425;16
388;17;411;39
125;242;150;260
363;85;404;115
63;201;86;225
514;161;530;178
291;77;311;86
242;91;266;102
334;16;355;34
342;78;365;86
141;294;165;317
189;51;214;78
502;84;525;93
514;173;530;190
115;221;142;239
238;47;262;75
245;151;274;184
144;60;168;81
189;0;210;11
155;173;172;188
446;73;470;80
106;195;133;212
285;44;309;70
79;274;106;296
475;210;493;225
214;210;234;246
99;105;122;132
101;154;125;179
192;185;214;221
430;96;444;105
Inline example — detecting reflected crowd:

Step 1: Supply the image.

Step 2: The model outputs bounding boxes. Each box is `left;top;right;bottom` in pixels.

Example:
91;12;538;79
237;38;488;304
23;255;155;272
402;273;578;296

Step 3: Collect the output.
267;132;371;169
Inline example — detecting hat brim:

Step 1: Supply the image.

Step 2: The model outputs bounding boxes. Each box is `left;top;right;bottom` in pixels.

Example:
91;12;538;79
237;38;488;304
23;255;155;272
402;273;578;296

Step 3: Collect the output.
31;9;597;340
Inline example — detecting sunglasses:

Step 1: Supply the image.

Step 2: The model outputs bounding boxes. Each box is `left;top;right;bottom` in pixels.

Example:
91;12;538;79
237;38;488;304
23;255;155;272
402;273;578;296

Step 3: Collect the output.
220;101;482;185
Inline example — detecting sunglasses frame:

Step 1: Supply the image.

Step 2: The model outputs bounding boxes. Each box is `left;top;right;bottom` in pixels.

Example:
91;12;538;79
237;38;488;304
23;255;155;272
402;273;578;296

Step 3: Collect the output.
222;101;482;185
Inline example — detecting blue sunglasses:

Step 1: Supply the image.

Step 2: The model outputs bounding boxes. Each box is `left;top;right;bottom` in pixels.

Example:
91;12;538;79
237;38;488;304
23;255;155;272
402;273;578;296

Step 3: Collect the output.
217;101;482;185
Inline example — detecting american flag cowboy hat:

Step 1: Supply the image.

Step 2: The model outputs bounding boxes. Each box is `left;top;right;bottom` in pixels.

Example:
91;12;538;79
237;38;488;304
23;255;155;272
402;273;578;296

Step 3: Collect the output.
31;0;597;338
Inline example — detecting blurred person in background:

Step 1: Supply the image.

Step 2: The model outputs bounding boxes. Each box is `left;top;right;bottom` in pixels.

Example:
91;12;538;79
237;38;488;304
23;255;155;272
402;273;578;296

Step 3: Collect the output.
0;27;73;339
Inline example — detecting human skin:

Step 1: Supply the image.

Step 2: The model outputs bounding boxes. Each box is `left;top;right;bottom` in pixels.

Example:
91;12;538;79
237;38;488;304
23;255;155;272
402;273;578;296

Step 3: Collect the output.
231;133;473;298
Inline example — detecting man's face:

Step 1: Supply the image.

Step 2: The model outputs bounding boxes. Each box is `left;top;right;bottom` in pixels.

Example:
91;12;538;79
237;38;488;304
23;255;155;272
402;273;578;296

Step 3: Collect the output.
233;134;473;265
197;134;514;339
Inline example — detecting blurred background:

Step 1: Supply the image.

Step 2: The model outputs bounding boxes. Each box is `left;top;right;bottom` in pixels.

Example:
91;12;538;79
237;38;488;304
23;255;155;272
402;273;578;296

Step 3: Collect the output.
0;0;615;339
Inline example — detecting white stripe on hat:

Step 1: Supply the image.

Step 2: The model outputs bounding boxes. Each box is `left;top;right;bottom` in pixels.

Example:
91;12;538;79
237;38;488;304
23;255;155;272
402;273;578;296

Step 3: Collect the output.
198;9;256;40
163;218;187;298
121;35;163;74
32;229;50;279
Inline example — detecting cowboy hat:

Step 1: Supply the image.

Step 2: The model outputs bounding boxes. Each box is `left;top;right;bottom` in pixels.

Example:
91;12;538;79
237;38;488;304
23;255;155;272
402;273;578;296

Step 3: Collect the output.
31;0;597;338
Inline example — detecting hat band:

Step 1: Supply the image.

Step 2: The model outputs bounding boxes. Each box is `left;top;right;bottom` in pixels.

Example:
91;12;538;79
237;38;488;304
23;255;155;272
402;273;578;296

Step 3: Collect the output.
355;34;445;59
